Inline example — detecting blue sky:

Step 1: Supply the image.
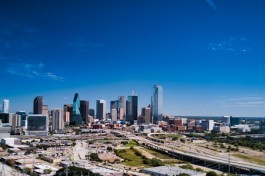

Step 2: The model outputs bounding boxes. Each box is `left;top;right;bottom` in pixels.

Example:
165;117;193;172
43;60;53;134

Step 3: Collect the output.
1;0;265;116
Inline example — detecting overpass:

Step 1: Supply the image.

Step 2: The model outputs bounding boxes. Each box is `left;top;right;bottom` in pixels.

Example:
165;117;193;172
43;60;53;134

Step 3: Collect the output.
113;130;265;175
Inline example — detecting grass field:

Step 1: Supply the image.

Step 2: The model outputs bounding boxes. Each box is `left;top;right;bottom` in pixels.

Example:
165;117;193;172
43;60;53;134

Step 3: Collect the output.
233;153;265;166
125;140;140;147
118;149;145;167
143;148;175;160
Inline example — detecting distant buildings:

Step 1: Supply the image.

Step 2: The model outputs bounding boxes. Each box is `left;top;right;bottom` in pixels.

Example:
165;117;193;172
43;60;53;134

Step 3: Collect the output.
16;111;27;127
141;106;151;124
2;99;9;113
26;114;49;136
0;113;11;124
126;92;138;125
63;104;72;125
222;115;231;126
96;99;106;120
110;96;127;121
231;117;240;126
201;120;214;131
117;96;126;120
52;108;64;131
152;85;163;124
33;96;43;114
89;109;95;117
70;93;83;125
111;109;118;122
80;100;89;123
0;121;10;141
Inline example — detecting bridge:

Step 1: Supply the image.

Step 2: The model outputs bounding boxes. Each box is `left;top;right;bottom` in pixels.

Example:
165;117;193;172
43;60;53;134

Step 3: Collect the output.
112;130;265;175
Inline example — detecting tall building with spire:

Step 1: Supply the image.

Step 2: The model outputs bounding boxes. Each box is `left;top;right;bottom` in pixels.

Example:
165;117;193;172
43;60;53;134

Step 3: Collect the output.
152;85;163;124
2;99;9;113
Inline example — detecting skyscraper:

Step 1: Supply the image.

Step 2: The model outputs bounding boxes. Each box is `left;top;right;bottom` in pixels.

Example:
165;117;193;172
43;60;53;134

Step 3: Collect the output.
70;93;83;125
118;96;126;120
33;96;43;114
152;85;163;124
126;92;138;125
64;104;73;124
2;99;9;113
80;100;89;123
96;99;106;120
142;106;151;124
52;108;64;131
16;111;27;127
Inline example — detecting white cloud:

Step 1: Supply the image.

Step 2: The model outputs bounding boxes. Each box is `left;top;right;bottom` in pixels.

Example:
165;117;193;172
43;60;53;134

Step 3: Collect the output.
209;37;250;54
218;95;265;108
6;62;63;81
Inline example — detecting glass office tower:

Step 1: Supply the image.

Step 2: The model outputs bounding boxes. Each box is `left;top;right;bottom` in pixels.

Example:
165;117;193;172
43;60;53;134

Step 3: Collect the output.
152;85;163;124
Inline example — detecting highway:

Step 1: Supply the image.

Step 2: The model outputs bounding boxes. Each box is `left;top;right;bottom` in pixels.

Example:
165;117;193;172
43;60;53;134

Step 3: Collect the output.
113;130;265;174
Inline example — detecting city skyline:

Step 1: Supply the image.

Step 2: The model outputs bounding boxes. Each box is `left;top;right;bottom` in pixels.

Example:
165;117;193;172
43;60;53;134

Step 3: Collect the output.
1;1;265;116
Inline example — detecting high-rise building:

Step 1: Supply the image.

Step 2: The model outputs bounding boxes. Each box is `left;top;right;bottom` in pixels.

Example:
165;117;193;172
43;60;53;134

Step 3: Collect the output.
2;99;9;113
141;107;151;124
33;96;43;114
0;113;12;124
110;101;117;114
80;100;89;123
42;105;49;116
70;93;83;125
52;108;64;131
126;92;138;125
26;114;49;136
118;96;126;119
16;111;27;127
111;109;118;122
63;104;73;124
230;117;240;126
96;99;106;120
11;114;21;134
89;109;95;117
201;120;214;131
222;116;231;126
152;85;163;124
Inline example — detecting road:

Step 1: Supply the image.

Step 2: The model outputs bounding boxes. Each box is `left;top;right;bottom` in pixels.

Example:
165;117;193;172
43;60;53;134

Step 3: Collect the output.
113;130;265;173
0;162;27;176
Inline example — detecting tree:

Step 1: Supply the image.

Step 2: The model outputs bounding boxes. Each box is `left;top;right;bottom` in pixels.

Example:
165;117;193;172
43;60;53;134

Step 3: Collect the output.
172;136;179;141
206;171;218;176
6;159;15;167
23;167;32;175
107;146;112;151
90;153;102;162
55;166;101;176
180;164;193;170
150;158;164;167
44;169;52;174
178;174;190;176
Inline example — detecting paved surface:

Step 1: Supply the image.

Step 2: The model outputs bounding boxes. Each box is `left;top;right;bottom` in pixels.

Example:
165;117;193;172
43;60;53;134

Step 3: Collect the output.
113;130;265;173
0;162;27;176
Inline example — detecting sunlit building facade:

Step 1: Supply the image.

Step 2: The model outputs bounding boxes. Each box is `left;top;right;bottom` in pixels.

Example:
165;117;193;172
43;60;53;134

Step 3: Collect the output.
2;99;9;113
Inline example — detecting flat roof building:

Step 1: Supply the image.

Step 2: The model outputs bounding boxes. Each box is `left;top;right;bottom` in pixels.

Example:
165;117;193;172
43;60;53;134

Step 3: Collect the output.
141;166;206;176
